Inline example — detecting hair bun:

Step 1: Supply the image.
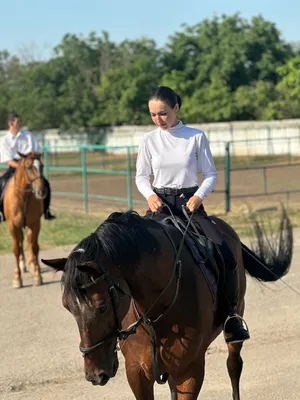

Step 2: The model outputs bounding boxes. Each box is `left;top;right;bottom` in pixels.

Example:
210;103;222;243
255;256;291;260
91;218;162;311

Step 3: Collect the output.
175;94;182;109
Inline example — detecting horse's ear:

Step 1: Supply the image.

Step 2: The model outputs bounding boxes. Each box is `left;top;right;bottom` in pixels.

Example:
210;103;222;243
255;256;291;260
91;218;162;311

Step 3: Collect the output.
18;152;27;158
41;258;67;271
77;261;100;278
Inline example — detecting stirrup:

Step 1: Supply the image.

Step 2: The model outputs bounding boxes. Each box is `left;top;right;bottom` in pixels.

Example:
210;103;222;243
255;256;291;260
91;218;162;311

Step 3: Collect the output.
223;313;250;343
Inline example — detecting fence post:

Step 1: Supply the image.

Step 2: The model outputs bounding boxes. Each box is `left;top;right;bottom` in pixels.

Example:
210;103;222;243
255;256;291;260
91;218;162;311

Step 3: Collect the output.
44;146;49;180
81;147;88;213
225;142;231;213
267;126;272;155
263;167;267;194
126;147;133;210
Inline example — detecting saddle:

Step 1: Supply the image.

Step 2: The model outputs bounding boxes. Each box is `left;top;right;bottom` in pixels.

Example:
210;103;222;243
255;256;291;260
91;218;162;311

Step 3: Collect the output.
0;169;16;221
0;168;15;202
160;213;225;305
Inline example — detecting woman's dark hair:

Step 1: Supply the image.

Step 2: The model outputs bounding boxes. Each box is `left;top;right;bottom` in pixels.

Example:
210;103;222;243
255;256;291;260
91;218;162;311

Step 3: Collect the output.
149;86;182;109
7;112;21;123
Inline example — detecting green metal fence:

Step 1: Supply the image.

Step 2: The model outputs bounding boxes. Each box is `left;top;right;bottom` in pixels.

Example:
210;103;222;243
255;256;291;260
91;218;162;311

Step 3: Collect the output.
1;138;300;213
43;144;143;211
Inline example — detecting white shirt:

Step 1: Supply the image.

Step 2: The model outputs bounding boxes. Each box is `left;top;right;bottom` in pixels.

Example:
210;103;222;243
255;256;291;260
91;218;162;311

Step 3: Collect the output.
135;121;217;200
0;130;41;164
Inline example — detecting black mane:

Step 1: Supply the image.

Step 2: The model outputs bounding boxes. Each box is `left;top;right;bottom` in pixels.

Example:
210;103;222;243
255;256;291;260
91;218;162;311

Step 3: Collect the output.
95;211;159;267
62;211;160;302
62;232;103;302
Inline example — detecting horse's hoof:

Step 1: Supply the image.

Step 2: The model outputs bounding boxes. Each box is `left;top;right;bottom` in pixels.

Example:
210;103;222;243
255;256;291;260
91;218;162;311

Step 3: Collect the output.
12;279;23;289
34;276;43;286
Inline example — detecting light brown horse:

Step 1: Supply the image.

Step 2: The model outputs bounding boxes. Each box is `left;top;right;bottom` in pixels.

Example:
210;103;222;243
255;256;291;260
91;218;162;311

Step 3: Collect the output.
4;152;47;288
42;209;292;399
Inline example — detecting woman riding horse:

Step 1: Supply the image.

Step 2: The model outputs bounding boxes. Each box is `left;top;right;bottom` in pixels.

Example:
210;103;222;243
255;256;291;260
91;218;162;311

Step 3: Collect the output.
135;86;249;344
0;112;55;222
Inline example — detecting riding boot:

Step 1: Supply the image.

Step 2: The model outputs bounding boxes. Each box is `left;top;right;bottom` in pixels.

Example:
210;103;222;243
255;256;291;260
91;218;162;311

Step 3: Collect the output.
44;209;56;220
0;180;4;223
0;201;4;223
0;167;16;223
223;264;250;344
43;178;56;220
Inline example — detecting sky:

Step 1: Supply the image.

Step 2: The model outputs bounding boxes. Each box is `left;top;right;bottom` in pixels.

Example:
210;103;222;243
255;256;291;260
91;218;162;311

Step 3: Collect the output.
1;0;299;59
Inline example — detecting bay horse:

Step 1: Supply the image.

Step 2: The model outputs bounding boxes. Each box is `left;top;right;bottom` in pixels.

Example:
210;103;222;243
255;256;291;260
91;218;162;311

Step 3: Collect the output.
4;152;47;288
42;208;292;399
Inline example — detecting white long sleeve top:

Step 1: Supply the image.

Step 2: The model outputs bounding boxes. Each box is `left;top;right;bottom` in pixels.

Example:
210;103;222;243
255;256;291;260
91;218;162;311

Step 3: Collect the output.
135;121;217;200
0;130;41;164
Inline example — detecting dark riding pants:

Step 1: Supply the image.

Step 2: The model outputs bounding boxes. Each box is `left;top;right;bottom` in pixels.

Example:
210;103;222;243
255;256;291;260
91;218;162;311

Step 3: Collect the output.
148;190;236;270
147;189;239;316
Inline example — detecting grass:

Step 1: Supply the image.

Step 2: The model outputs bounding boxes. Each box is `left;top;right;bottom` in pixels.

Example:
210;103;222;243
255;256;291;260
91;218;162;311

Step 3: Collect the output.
0;211;103;255
0;207;299;255
216;206;300;238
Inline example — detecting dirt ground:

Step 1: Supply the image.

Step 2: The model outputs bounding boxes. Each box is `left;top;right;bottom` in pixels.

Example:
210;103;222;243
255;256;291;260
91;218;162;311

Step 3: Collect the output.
0;228;300;399
48;164;300;215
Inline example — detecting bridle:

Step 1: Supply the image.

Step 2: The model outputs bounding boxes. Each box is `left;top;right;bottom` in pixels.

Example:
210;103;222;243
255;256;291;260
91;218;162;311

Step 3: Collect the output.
78;270;126;357
14;158;46;197
77;206;194;384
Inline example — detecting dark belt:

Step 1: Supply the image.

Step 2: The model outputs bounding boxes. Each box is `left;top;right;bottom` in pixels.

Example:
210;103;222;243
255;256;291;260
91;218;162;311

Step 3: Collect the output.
153;186;198;196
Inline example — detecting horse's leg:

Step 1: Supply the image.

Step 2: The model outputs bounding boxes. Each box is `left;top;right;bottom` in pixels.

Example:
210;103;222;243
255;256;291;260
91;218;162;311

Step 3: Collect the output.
9;224;23;289
19;248;28;273
125;362;154;400
226;342;243;400
175;362;205;400
168;376;178;400
27;221;43;286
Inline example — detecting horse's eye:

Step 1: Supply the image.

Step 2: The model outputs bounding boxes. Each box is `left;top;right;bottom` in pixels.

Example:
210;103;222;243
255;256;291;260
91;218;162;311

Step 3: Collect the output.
99;305;108;314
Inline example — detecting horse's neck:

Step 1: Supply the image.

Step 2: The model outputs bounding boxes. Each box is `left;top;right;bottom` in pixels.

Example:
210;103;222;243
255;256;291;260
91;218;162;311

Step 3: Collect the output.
122;253;176;318
13;169;29;193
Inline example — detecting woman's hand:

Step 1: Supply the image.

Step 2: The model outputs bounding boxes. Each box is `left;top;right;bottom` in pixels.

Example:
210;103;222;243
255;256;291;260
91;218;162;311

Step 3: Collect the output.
148;194;163;213
186;195;202;212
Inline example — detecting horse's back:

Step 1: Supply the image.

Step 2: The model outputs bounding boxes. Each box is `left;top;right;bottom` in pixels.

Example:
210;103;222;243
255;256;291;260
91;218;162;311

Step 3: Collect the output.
209;215;244;263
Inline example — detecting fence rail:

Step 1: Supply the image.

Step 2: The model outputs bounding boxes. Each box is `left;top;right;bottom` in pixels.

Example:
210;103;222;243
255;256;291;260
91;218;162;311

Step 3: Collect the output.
1;137;300;213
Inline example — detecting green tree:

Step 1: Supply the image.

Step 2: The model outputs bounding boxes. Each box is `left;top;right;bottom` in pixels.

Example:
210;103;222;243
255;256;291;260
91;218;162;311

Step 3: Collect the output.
234;81;278;120
0;51;23;128
161;14;293;121
270;56;300;118
96;38;162;125
0;15;298;128
7;61;60;129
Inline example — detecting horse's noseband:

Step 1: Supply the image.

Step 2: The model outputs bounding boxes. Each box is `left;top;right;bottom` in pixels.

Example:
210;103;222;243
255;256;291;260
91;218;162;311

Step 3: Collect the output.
15;159;45;196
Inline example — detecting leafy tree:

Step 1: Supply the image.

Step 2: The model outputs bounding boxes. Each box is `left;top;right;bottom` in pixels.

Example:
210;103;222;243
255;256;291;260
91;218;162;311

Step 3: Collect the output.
270;56;300;119
0;14;298;128
96;38;162;125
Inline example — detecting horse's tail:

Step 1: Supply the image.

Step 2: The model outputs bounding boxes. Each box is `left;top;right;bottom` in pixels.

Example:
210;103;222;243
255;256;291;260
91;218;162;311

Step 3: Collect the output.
242;205;293;282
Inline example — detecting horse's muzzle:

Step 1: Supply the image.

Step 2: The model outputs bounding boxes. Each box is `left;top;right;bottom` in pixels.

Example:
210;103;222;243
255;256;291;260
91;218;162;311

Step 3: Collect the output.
35;189;47;200
85;352;119;386
86;371;110;386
